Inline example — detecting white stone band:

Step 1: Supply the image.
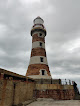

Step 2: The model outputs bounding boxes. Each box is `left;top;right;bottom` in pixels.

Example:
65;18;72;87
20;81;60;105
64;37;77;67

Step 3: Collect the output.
32;41;45;49
29;56;48;65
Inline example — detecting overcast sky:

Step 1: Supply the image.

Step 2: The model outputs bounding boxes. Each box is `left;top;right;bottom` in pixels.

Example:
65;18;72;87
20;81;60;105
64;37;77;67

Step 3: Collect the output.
0;0;80;90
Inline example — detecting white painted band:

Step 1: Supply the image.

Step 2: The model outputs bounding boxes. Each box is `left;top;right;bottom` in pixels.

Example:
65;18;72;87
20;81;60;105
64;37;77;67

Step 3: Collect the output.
33;24;44;28
29;56;48;65
32;41;45;49
34;18;44;24
27;75;51;79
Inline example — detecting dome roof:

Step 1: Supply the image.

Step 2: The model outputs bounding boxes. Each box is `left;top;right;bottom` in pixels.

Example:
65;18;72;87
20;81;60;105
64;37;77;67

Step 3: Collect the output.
33;16;44;23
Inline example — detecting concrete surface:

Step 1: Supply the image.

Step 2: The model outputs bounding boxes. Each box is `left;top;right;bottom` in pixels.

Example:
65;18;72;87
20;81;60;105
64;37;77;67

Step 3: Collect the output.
27;98;80;106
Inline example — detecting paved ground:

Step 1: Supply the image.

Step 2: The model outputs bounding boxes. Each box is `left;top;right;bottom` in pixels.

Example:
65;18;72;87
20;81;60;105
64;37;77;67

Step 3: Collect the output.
27;98;80;106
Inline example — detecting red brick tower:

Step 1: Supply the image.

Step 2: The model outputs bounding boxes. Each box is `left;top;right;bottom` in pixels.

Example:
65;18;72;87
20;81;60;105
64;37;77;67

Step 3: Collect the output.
26;16;51;79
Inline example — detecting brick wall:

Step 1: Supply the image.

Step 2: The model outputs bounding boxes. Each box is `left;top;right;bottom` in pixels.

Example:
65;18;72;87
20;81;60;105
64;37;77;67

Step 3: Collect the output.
31;48;46;57
0;79;35;106
26;64;51;76
33;84;75;100
14;82;35;105
34;89;75;100
0;80;14;106
0;79;76;106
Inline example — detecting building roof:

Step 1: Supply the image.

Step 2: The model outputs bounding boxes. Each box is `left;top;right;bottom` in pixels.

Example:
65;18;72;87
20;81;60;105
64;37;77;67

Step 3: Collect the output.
33;16;44;23
0;68;25;78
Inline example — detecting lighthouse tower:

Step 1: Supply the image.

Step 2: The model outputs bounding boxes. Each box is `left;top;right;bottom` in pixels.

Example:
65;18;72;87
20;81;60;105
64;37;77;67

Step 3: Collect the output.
26;16;51;79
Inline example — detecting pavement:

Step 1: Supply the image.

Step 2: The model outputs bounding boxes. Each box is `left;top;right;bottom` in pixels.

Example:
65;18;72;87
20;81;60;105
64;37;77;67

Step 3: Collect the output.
27;98;80;106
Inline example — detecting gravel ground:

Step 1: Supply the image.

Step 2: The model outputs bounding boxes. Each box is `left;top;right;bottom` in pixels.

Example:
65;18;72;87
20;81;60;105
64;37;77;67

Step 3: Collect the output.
27;98;80;106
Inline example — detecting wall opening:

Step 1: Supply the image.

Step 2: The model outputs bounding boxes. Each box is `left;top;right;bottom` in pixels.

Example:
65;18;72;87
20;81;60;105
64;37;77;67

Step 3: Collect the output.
39;33;42;36
40;57;43;62
42;70;45;75
40;42;42;47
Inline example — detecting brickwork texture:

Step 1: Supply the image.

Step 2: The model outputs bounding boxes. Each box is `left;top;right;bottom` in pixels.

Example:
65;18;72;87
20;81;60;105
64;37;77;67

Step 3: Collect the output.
32;34;45;43
31;48;46;57
26;64;51;76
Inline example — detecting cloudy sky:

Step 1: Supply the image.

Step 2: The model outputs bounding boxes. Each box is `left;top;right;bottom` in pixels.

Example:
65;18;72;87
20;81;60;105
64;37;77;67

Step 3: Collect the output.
0;0;80;90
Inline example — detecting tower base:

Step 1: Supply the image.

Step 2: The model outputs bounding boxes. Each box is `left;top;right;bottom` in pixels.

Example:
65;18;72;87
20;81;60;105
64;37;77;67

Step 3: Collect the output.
26;64;51;79
27;75;51;79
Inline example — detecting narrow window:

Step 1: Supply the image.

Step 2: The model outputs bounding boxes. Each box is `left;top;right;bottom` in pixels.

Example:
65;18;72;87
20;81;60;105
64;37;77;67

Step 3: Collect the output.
42;70;45;75
45;52;46;56
40;57;43;62
40;42;42;47
39;33;42;36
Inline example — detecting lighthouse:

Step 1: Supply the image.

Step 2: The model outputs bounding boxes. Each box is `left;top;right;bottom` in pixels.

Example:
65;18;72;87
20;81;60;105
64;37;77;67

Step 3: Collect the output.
26;16;51;79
